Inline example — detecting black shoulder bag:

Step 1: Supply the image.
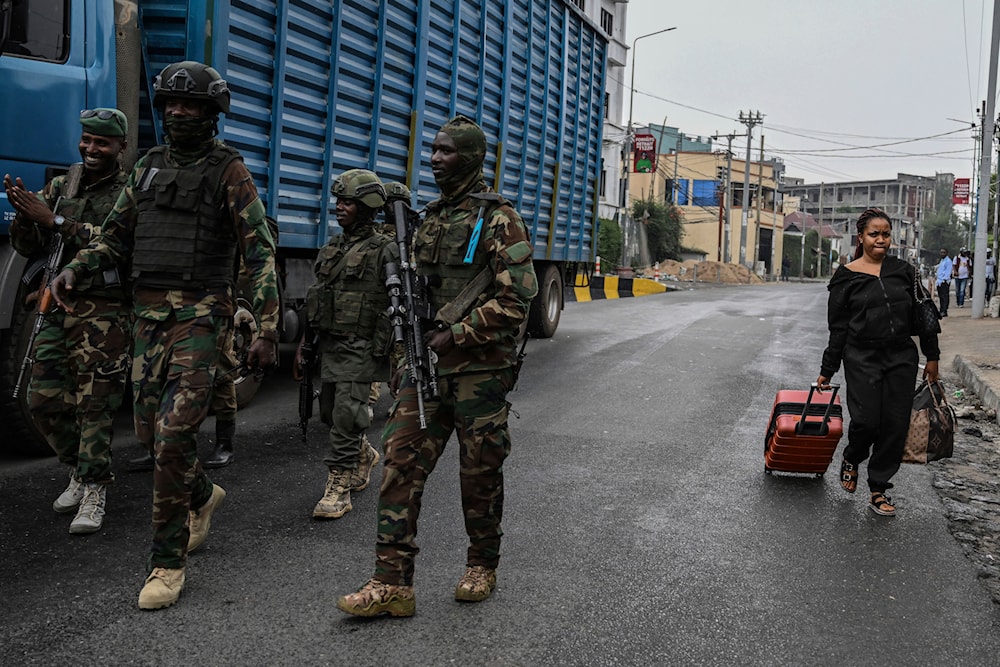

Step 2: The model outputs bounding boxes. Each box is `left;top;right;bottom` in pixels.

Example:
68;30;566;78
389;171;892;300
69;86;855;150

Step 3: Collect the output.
912;273;941;336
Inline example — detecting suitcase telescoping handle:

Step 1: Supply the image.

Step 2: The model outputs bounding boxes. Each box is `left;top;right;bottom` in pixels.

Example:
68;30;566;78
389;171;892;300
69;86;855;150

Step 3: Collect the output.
795;382;840;436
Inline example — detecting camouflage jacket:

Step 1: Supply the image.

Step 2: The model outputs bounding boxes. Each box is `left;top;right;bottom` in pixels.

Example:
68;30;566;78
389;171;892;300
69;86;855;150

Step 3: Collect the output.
11;168;129;301
64;142;280;342
416;185;537;375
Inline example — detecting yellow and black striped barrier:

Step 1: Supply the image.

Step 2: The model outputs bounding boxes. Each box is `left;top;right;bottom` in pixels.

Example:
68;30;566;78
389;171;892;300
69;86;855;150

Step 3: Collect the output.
567;276;673;302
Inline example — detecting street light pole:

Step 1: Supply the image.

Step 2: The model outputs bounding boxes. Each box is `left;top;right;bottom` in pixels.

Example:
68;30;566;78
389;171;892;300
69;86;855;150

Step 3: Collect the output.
624;27;676;267
737;110;764;267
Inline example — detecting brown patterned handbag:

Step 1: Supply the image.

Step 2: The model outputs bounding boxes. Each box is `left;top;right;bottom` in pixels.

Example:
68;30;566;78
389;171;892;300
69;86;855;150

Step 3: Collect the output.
903;380;956;464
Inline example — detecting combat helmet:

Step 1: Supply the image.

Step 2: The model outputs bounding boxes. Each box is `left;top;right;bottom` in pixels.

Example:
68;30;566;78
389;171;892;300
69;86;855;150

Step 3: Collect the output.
383;181;411;204
331;169;387;209
153;61;231;114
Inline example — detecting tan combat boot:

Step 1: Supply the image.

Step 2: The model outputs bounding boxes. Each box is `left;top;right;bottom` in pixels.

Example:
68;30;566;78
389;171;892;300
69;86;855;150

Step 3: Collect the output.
69;482;107;535
138;567;185;610
188;483;226;553
337;578;415;617
313;469;352;518
454;565;497;602
349;436;381;491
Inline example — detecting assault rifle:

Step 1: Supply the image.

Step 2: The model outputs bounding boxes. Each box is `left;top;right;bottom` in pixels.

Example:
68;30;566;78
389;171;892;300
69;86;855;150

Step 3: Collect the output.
385;199;438;429
13;164;83;399
298;328;319;441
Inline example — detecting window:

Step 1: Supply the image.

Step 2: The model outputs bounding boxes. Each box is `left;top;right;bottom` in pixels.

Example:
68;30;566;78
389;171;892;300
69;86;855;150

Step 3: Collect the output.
675;179;690;205
692;180;720;207
569;0;585;10
3;0;69;61
600;9;613;35
600;167;607;198
603;92;609;120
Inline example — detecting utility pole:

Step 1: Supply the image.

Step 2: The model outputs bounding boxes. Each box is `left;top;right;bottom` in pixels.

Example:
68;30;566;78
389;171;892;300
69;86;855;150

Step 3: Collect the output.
973;0;1000;318
753;133;764;274
817;183;824;277
712;132;738;263
799;196;808;279
738;110;764;267
673;133;681;205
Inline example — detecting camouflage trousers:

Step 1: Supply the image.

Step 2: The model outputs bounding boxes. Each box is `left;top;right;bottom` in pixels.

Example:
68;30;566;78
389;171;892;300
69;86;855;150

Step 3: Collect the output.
319;380;371;470
28;297;130;484
212;346;238;422
375;368;514;586
132;313;228;570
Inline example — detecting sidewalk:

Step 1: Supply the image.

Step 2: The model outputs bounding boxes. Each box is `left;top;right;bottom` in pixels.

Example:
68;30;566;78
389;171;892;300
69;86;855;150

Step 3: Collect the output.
936;303;1000;420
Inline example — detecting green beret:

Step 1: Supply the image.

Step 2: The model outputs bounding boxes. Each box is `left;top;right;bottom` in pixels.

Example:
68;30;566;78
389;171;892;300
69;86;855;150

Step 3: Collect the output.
79;108;128;137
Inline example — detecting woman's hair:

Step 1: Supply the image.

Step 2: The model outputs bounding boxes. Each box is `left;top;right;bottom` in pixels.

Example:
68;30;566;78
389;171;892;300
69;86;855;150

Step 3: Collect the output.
852;208;892;260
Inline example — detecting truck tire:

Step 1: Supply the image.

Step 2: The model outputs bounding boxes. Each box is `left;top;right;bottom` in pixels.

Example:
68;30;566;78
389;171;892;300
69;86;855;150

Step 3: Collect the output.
0;283;54;456
527;264;562;338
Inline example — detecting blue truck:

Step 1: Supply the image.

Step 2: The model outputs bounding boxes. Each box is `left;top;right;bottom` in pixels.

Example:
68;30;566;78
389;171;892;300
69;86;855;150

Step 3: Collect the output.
0;0;607;452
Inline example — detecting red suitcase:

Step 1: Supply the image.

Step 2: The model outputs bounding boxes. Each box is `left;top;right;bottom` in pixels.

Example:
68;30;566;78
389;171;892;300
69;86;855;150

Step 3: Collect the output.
764;384;843;476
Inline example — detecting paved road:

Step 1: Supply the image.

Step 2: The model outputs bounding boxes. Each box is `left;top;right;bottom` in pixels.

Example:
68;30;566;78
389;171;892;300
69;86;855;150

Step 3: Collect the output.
2;283;998;666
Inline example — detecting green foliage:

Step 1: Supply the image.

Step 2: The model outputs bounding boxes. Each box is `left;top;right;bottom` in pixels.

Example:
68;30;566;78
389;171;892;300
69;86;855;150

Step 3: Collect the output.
782;232;838;278
922;178;967;254
631;200;684;262
597;217;622;270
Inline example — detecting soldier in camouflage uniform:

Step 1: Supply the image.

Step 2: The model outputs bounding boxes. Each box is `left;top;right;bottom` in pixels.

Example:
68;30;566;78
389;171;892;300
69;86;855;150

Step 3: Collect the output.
338;116;537;617
294;169;398;520
4;108;131;535
52;61;279;610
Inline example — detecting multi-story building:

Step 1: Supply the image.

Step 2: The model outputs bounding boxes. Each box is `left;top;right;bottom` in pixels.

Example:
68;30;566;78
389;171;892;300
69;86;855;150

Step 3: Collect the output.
569;0;629;225
784;173;952;263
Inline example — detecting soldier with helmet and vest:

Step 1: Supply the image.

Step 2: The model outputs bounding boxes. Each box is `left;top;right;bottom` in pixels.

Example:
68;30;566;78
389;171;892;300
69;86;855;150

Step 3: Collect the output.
51;61;279;610
338;115;537;618
293;169;399;520
4;108;131;536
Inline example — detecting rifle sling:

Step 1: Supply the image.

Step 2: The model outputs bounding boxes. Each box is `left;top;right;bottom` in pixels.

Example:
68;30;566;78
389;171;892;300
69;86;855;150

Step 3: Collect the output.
434;266;493;327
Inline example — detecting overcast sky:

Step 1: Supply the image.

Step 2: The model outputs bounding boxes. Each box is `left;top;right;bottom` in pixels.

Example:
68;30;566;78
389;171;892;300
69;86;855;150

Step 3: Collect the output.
623;0;996;185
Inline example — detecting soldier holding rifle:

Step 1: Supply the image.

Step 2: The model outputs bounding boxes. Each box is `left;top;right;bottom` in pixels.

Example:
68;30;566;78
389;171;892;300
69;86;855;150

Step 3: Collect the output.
4;108;131;536
338;115;537;617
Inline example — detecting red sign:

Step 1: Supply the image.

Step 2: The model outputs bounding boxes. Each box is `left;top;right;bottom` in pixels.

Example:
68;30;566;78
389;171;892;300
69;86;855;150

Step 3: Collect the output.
952;178;970;204
633;133;656;173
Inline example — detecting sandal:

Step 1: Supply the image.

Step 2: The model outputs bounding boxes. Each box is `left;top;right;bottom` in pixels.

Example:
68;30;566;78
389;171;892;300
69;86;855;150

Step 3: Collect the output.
869;492;896;516
839;459;858;493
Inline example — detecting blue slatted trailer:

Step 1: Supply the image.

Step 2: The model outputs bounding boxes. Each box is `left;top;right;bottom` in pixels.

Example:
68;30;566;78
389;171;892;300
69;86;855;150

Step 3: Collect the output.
0;0;607;448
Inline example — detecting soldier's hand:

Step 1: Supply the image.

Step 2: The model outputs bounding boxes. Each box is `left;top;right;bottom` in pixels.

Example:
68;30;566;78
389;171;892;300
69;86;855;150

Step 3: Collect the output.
4;175;53;226
425;328;454;356
389;366;406;397
246;337;276;373
50;269;76;313
292;339;305;382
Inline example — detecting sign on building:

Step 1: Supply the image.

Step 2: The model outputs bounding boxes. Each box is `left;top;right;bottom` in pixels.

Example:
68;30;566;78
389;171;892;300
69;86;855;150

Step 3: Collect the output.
952;178;970;204
633;133;656;173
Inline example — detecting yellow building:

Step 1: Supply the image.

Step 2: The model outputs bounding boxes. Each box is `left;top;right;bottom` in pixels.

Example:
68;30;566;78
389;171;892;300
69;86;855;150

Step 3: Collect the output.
629;149;785;276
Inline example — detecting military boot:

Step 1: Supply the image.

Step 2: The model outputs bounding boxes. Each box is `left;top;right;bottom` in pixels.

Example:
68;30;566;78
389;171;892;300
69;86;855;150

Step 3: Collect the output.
204;419;236;469
69;482;107;535
312;469;352;519
138;567;185;610
337;578;415;617
127;451;155;472
349;436;381;491
52;470;85;513
188;483;227;553
454;565;497;602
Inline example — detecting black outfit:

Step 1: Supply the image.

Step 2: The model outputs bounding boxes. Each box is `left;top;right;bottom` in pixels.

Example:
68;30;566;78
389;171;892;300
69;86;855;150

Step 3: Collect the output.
936;280;950;316
820;257;940;492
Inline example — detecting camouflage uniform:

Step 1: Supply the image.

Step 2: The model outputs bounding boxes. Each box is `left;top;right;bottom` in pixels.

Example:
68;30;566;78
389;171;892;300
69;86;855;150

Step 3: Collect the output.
310;224;398;468
10;168;130;485
373;118;538;587
64;140;279;569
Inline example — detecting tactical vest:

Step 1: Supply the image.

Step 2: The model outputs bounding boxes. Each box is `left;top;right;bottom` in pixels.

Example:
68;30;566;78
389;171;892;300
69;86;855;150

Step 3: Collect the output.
309;229;393;339
415;192;508;315
130;145;241;289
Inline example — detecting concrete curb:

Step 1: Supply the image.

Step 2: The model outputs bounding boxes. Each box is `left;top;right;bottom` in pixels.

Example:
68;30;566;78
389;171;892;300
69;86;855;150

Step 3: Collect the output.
566;276;678;302
953;354;1000;423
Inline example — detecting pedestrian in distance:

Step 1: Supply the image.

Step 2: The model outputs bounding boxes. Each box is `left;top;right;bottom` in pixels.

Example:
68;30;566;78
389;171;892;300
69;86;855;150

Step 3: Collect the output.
337;115;538;617
935;248;952;317
781;255;791;282
50;61;280;610
293;169;398;520
985;248;996;302
4;108;132;535
953;247;971;307
816;208;940;517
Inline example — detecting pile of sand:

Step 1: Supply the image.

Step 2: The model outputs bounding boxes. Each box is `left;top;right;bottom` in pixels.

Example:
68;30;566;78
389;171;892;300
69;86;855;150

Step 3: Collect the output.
638;260;765;285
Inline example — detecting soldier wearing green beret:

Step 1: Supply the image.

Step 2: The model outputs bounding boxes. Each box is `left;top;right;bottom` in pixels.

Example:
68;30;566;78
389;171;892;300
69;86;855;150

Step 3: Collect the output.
3;107;132;536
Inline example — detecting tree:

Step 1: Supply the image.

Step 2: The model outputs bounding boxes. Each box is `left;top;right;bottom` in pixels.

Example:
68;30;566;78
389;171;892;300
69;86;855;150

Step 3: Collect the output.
631;200;684;263
922;177;967;255
596;217;622;271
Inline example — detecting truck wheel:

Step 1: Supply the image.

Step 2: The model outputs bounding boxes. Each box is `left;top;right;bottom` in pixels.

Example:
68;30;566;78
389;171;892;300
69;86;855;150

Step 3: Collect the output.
527;264;562;338
0;283;53;456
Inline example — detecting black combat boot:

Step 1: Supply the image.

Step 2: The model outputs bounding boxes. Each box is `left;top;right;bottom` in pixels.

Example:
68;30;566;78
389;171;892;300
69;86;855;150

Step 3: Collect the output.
127;451;155;472
204;419;236;469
